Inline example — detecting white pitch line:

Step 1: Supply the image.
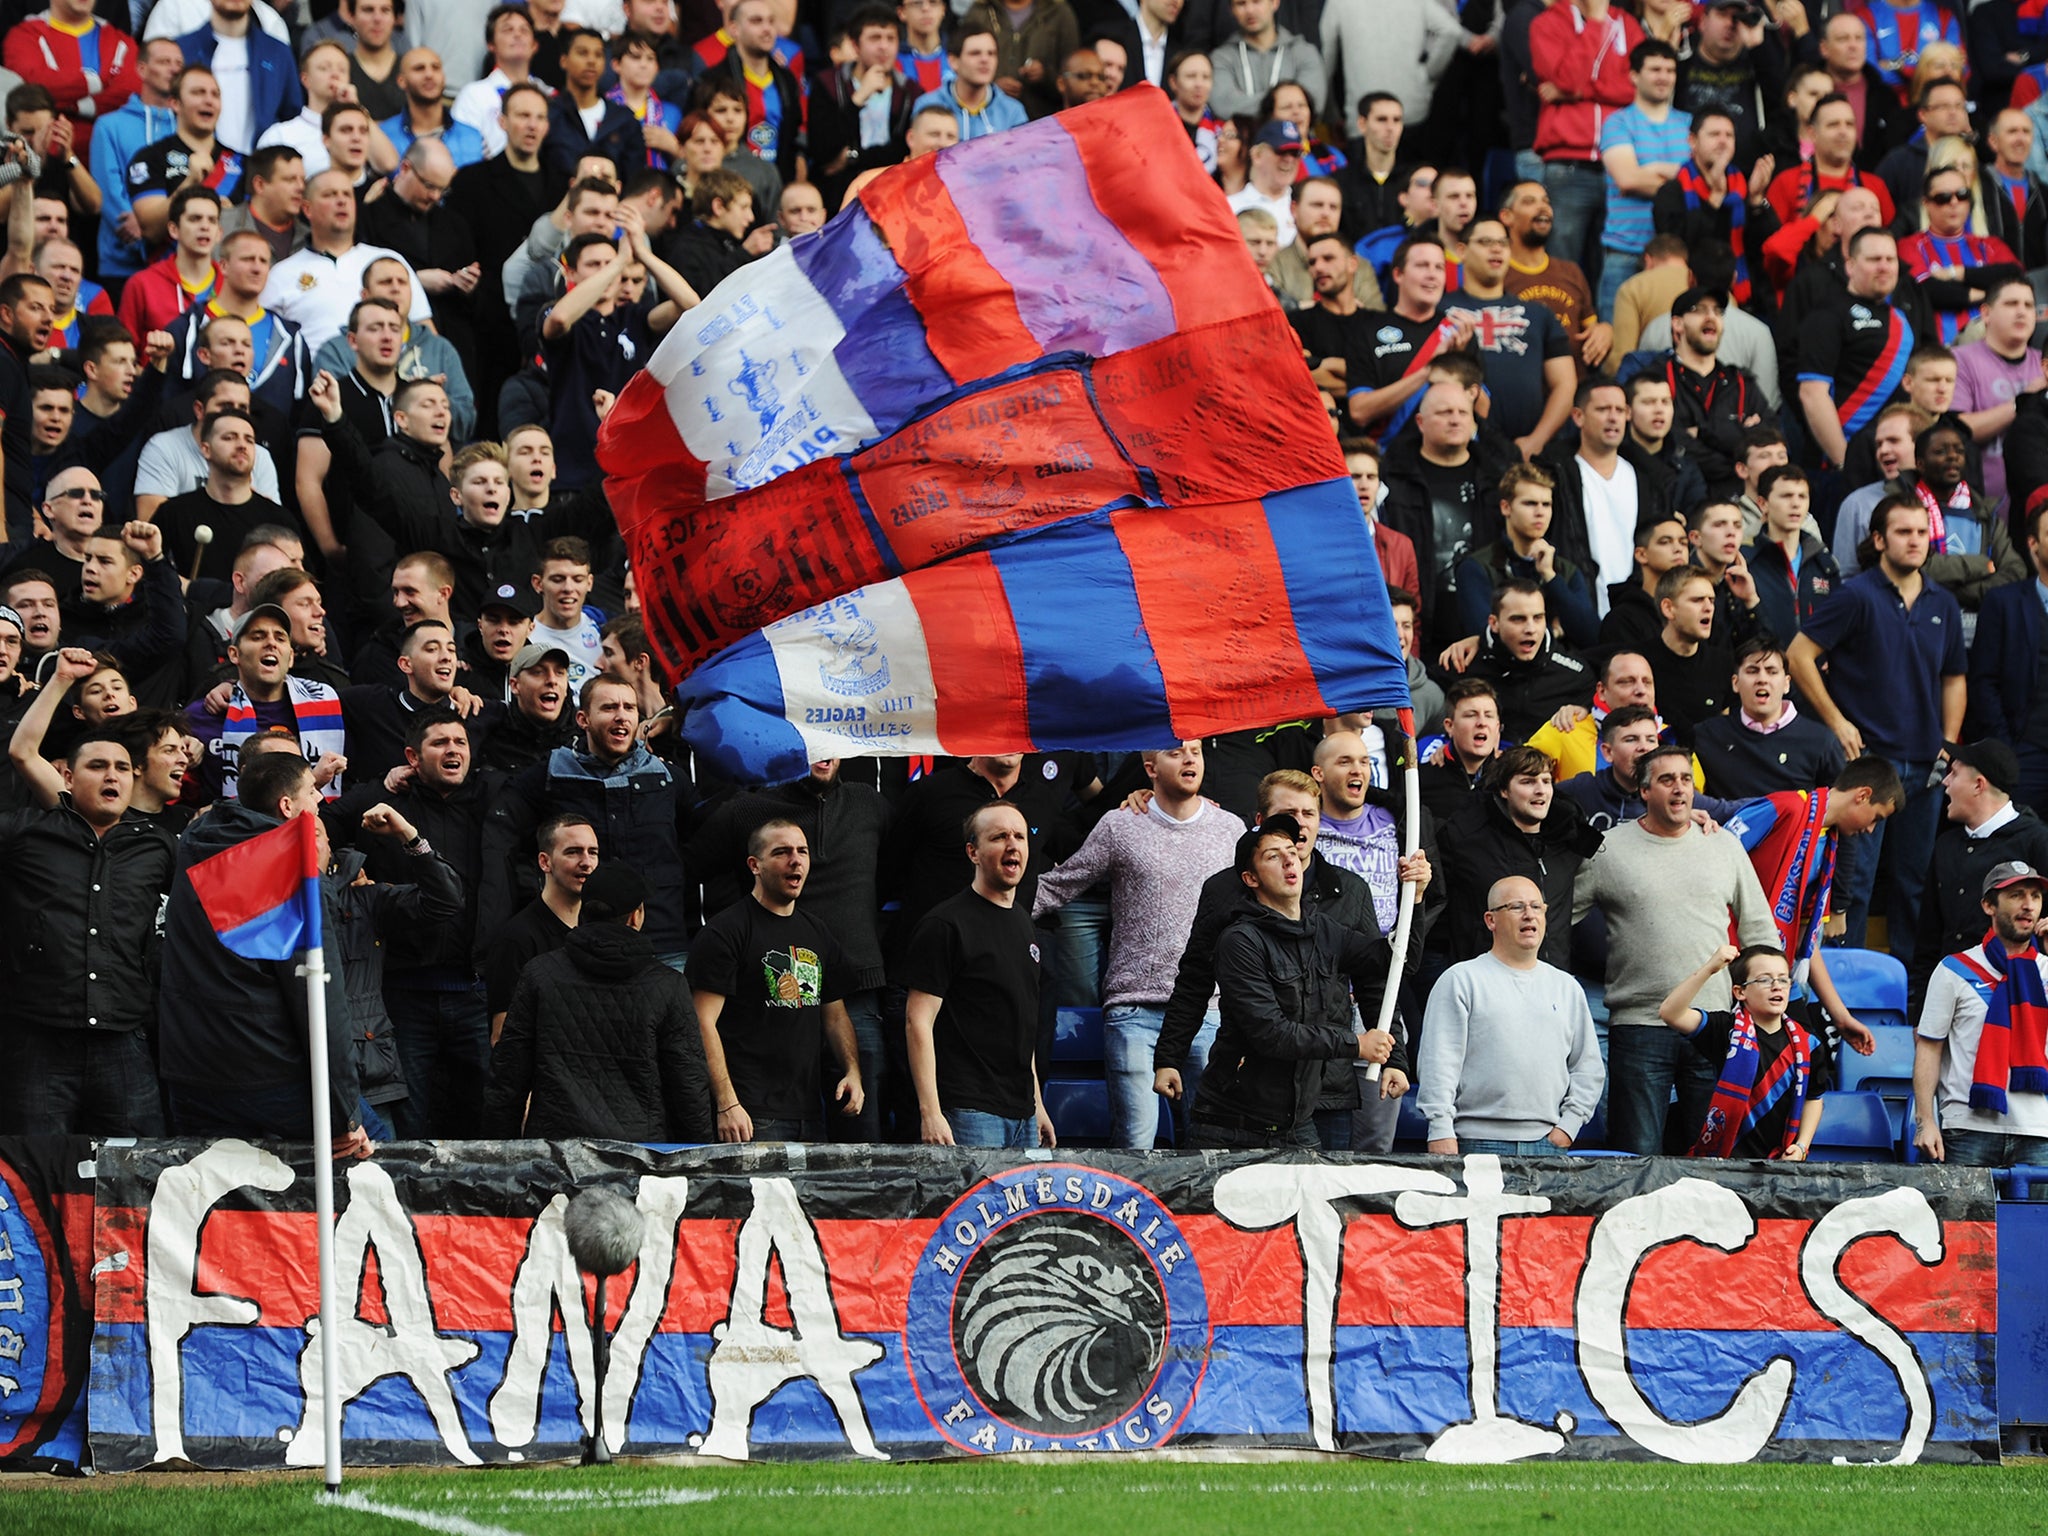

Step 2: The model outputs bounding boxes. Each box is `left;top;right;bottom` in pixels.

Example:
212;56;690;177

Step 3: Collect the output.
322;1489;529;1536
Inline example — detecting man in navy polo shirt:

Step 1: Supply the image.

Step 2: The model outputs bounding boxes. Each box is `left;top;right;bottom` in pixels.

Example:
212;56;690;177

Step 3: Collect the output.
1788;492;1965;955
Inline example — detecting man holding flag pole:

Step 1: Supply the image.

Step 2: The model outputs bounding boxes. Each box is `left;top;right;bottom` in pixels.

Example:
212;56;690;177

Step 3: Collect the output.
156;746;360;1490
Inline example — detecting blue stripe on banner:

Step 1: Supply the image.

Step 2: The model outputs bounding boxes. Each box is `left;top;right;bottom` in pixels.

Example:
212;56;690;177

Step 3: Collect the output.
985;515;1176;747
92;1322;1993;1453
787;211;951;432
1262;479;1411;713
935;122;1177;359
673;629;808;783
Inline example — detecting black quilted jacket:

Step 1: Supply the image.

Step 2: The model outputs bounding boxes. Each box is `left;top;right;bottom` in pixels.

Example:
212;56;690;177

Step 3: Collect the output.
483;922;714;1142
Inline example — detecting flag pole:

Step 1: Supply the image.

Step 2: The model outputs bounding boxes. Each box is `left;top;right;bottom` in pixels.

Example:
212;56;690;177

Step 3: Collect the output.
303;940;342;1491
1365;709;1420;1085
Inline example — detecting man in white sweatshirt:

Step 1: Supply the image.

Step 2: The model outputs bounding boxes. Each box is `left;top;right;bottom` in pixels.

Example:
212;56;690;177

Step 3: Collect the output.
1573;742;1777;1154
1034;741;1245;1149
1421;873;1604;1154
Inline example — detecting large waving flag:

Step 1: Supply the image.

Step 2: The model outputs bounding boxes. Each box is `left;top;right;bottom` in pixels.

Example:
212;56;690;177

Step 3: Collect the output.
599;86;1409;782
186;811;323;960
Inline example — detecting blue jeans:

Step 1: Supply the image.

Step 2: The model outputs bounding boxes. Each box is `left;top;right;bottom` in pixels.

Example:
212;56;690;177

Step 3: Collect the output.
358;1098;396;1141
829;988;886;1144
169;1080;319;1139
1314;1107;1354;1150
1944;1128;2048;1168
1606;1025;1716;1154
1514;149;1546;185
752;1117;825;1142
389;983;492;1139
1543;159;1607;288
1834;757;1941;956
945;1107;1036;1148
1192;1116;1319;1150
1597;246;1637;324
1049;892;1110;1009
0;1026;162;1136
1464;1137;1559;1155
1107;1002;1217;1150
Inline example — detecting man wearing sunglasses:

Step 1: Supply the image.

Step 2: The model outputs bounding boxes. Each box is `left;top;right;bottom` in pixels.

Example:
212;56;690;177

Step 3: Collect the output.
0;466;109;606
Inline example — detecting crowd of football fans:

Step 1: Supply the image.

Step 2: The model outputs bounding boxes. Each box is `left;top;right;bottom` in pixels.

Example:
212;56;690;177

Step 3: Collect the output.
1;0;2046;1168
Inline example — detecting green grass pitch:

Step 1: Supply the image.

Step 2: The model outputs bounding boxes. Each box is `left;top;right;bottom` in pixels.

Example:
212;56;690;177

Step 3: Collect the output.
4;1458;2047;1536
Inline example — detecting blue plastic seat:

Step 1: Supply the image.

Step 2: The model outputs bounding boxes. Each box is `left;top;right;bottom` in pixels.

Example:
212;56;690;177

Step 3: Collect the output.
1824;949;1907;1019
1838;1023;1916;1090
1395;1090;1429;1149
1806;1091;1897;1162
1052;1006;1104;1065
1042;1078;1113;1144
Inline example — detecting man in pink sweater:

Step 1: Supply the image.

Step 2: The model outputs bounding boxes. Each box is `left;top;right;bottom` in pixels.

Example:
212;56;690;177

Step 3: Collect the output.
1034;742;1245;1149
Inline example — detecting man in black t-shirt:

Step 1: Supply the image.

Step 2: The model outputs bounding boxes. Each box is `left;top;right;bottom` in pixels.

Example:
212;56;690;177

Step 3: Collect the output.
1344;235;1477;442
1659;940;1831;1159
1446;217;1574;455
483;813;599;1038
1796;226;1916;471
1288;234;1379;401
690;816;863;1144
902;801;1052;1150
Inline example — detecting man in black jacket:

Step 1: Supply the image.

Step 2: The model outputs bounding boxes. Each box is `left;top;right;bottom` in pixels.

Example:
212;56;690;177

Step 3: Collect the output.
1186;816;1409;1150
157;750;367;1151
333;713;492;1136
484;861;714;1140
0;723;175;1134
807;7;916;209
1458;577;1596;740
1436;745;1602;973
1910;739;2048;1014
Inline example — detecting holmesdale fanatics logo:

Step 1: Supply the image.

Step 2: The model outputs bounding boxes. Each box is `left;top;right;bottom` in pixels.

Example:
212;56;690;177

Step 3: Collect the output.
905;1166;1207;1454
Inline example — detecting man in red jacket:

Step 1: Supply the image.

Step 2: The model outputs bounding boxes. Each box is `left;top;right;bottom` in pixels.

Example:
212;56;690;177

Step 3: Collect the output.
4;0;143;161
116;184;221;341
1529;0;1641;308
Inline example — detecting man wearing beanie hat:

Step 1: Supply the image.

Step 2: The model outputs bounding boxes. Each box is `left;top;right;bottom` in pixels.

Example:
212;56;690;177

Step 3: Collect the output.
484;861;714;1141
1185;815;1409;1149
1911;741;2048;1016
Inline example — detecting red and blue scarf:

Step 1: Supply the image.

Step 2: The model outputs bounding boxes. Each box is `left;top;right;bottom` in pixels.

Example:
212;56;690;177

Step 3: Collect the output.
1677;159;1749;301
1693;1006;1813;1159
1956;933;2048;1115
1744;789;1836;963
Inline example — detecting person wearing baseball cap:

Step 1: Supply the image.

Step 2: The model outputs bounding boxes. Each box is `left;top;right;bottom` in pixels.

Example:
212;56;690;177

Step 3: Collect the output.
1911;740;2048;1015
463;580;541;701
480;639;580;778
0;604;29;739
1228;118;1307;248
1185;813;1409;1150
1658;278;1770;509
1915;860;2048;1167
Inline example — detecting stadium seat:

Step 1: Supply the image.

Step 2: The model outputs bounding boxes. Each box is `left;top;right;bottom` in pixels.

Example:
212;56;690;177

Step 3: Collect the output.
1806;1091;1897;1162
1052;1006;1103;1065
1395;1091;1429;1151
1824;949;1909;1030
1577;1099;1607;1150
1043;1079;1112;1144
1839;1025;1917;1136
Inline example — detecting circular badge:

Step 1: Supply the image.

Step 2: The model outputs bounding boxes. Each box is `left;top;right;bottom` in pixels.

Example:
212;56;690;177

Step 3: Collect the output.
904;1165;1207;1454
1042;760;1059;779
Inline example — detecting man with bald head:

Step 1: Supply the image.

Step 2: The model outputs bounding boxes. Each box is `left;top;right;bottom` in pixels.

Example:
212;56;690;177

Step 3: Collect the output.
1374;377;1516;638
379;48;486;166
1418;873;1603;1155
263;167;434;353
360;136;482;366
3;465;106;604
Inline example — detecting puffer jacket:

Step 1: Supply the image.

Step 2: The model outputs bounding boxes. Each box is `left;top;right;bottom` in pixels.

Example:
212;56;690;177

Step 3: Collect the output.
482;921;714;1141
157;802;359;1130
1190;902;1408;1139
325;843;462;1107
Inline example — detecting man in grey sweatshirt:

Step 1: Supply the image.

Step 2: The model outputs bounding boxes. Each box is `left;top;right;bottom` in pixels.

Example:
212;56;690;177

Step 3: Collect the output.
1419;874;1604;1153
1572;743;1777;1155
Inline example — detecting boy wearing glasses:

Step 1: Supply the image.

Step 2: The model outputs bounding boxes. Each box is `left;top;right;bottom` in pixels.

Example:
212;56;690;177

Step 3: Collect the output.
1660;941;1829;1160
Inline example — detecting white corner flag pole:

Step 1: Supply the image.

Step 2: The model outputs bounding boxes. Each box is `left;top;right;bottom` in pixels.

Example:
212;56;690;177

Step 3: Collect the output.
1365;709;1421;1085
301;942;343;1493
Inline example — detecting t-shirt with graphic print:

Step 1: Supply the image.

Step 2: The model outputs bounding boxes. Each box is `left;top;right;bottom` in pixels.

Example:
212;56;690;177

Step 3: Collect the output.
688;895;849;1121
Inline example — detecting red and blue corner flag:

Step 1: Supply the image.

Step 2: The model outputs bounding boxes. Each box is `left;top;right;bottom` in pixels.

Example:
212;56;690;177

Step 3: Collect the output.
186;812;323;960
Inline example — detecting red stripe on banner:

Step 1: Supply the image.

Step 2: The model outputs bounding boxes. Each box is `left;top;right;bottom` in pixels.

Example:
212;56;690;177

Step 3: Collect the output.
1058;89;1273;332
847;369;1143;569
901;555;1036;754
1111;503;1332;733
98;1206;1998;1337
858;159;1041;384
1093;316;1344;503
